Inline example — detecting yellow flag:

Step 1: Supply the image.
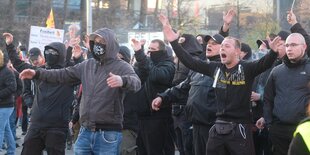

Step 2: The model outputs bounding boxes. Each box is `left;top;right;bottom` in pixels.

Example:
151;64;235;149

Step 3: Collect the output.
46;8;55;28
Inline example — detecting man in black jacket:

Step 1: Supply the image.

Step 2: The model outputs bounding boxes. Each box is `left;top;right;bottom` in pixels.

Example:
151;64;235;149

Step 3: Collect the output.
118;45;139;155
152;33;224;155
131;38;175;155
3;32;79;155
171;33;203;155
21;48;45;136
158;14;279;155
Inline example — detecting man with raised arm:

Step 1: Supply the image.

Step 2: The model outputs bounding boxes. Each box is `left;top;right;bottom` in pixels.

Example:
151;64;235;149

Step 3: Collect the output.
156;14;279;155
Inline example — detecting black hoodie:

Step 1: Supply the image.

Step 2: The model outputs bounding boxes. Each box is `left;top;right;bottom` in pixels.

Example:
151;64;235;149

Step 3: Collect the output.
34;28;141;131
6;42;74;129
173;34;203;86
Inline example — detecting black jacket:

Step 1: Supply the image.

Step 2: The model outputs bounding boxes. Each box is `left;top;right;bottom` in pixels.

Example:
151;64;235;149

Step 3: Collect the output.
160;69;217;125
22;79;34;108
13;70;23;98
159;55;220;125
134;49;175;118
6;43;75;129
170;40;278;123
0;50;16;108
172;34;204;107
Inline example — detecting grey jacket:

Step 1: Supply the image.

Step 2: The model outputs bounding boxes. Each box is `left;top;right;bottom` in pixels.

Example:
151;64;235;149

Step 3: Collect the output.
264;56;310;126
35;28;141;131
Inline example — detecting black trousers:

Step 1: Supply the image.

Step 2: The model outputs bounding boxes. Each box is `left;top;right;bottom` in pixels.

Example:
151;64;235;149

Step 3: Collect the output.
252;127;272;155
21;104;28;132
207;123;255;155
137;117;175;155
192;124;212;155
173;111;193;155
269;123;296;155
21;128;67;155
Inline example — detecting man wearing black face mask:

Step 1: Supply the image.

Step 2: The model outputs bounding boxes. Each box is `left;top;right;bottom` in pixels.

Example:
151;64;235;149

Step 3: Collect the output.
131;39;175;155
18;28;141;155
44;48;60;67
3;32;80;155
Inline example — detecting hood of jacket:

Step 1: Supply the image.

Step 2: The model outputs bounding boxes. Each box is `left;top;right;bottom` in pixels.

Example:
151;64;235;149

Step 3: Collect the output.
44;42;67;68
119;46;131;63
282;54;308;68
180;34;203;56
89;28;120;63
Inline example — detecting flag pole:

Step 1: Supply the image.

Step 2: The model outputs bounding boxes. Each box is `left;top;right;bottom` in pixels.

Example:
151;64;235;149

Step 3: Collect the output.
86;0;92;34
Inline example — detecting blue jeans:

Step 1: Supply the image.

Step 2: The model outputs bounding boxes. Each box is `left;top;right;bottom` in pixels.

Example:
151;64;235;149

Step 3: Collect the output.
0;107;15;155
9;107;16;138
74;126;122;155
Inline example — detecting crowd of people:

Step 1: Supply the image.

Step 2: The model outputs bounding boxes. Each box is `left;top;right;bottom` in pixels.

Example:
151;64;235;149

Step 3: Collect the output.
0;7;309;155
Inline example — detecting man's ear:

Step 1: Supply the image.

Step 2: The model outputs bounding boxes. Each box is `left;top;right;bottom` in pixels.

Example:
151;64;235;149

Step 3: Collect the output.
235;47;241;57
178;37;186;44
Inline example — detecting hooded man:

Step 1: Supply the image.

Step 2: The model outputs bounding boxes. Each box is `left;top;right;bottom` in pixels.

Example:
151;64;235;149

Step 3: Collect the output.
152;33;224;155
171;33;203;155
240;43;252;60
18;28;141;155
3;32;77;155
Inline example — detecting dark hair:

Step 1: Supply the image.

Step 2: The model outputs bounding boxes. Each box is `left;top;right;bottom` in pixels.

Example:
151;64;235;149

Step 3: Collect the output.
151;39;166;51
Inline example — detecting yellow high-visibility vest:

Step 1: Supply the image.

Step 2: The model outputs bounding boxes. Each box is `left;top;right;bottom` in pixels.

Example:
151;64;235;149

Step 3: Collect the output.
294;120;310;152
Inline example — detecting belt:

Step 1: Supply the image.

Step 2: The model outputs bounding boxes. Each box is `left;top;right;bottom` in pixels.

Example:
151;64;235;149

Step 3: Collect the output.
172;105;186;109
88;127;104;132
215;120;236;125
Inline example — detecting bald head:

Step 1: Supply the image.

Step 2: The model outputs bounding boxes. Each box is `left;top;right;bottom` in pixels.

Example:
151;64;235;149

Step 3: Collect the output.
286;33;306;45
285;33;307;63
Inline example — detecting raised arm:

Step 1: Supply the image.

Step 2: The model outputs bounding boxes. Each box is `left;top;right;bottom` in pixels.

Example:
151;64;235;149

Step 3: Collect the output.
287;10;310;57
132;38;150;83
247;36;279;77
159;14;218;77
3;33;34;72
220;8;235;37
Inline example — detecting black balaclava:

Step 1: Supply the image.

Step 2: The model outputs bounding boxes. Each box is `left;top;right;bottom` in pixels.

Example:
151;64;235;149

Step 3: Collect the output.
44;42;67;69
44;48;59;68
150;50;168;63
